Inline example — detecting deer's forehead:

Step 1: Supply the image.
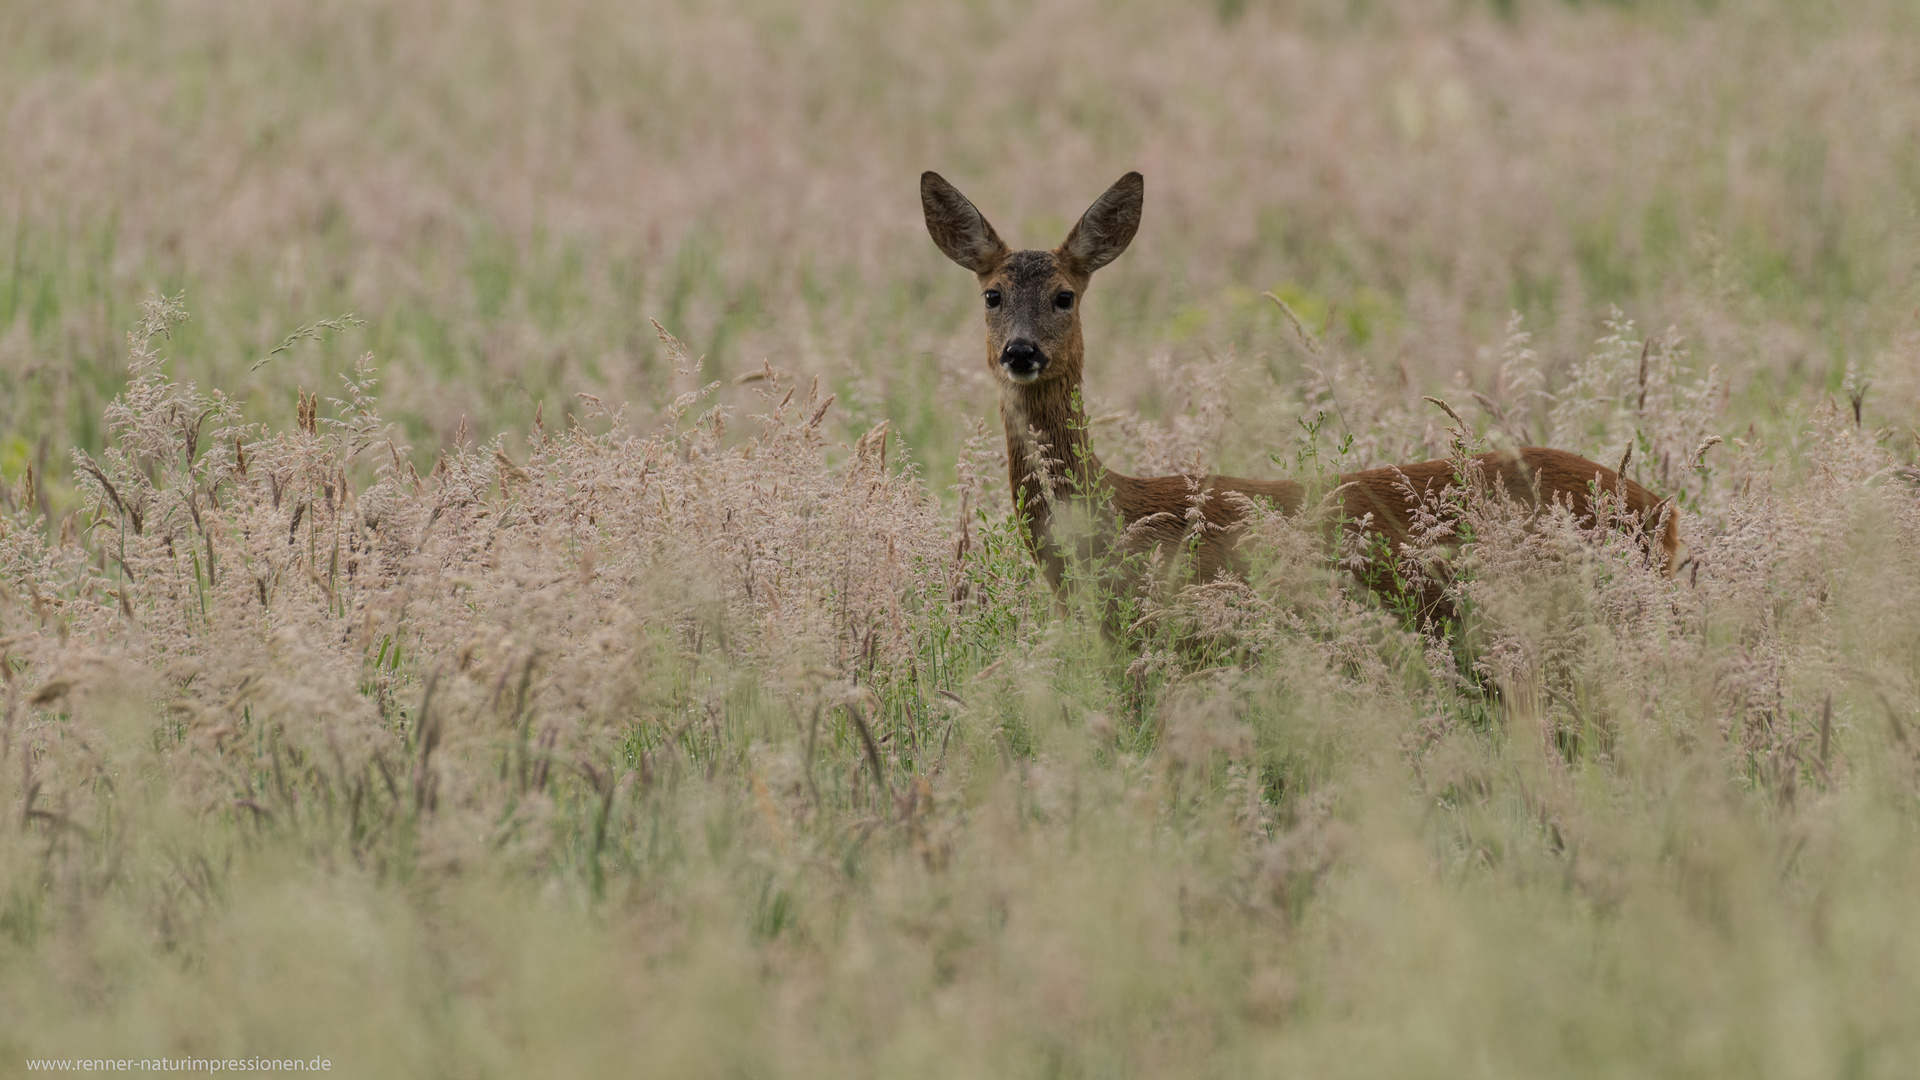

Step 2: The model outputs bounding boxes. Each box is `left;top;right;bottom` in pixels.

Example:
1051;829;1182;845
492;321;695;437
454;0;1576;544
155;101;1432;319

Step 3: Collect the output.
989;250;1069;292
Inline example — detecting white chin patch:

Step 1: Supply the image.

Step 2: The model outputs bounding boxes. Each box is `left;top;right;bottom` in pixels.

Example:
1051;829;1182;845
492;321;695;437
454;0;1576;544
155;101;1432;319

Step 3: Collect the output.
1004;369;1042;385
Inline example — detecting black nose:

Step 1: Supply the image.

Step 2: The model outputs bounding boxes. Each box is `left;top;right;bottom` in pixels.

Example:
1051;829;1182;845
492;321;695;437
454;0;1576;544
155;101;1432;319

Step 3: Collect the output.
1000;340;1046;378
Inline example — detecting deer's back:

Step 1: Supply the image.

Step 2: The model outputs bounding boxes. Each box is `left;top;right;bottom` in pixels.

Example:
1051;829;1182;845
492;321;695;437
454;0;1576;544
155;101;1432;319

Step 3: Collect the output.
1339;447;1680;571
1106;471;1305;582
1104;447;1677;581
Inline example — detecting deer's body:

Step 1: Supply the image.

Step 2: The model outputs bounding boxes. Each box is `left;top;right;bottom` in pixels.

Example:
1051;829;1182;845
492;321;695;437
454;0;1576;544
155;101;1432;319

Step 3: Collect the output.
923;171;1679;612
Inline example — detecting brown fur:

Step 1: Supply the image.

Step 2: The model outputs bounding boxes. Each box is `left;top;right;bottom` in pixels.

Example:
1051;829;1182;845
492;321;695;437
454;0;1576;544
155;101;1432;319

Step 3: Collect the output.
922;171;1681;613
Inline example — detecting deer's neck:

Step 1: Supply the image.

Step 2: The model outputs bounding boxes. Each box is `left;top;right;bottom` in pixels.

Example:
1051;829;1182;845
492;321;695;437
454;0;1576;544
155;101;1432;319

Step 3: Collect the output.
999;365;1106;590
1000;379;1099;499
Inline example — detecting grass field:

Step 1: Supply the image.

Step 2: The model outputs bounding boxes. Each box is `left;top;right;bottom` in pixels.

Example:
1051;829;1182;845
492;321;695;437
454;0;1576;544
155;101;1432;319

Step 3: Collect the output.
4;0;1920;1075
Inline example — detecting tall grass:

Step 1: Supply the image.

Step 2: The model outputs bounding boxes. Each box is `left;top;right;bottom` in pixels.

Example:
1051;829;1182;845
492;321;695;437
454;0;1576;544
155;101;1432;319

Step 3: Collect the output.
4;0;1920;1075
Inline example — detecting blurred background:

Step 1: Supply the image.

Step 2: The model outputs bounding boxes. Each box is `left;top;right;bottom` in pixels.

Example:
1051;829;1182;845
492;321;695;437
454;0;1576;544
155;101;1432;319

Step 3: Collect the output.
3;0;1916;488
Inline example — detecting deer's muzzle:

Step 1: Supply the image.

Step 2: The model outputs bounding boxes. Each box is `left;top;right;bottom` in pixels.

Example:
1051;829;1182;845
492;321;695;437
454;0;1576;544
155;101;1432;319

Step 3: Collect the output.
1000;340;1048;383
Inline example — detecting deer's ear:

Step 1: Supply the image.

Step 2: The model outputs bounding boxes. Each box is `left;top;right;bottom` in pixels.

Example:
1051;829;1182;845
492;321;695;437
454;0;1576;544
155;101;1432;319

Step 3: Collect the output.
922;172;1009;274
1059;172;1143;276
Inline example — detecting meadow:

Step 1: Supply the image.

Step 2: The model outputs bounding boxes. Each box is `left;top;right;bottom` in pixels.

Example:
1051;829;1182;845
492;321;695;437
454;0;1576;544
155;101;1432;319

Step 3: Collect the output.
3;0;1920;1075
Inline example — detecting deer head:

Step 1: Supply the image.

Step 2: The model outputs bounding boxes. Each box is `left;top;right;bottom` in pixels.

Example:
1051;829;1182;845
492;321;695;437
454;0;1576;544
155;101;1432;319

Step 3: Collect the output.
921;171;1143;391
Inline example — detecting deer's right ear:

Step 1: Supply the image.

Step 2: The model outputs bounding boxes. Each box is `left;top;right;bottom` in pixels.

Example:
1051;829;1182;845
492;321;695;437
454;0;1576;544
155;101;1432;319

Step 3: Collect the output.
922;172;1008;274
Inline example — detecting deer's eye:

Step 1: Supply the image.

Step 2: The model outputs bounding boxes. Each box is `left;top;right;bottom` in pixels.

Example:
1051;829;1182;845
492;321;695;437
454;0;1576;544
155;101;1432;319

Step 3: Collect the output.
983;289;1002;309
1054;291;1075;311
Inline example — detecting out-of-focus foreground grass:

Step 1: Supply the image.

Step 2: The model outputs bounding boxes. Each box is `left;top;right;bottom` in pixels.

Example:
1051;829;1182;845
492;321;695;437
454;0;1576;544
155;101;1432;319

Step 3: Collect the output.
3;0;1920;1075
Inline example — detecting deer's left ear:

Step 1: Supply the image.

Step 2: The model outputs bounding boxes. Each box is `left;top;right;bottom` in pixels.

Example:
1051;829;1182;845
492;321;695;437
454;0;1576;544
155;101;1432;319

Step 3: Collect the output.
1059;172;1143;276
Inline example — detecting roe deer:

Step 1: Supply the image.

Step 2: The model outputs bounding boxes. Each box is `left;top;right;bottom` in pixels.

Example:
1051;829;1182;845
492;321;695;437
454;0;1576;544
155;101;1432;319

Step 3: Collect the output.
921;170;1680;619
